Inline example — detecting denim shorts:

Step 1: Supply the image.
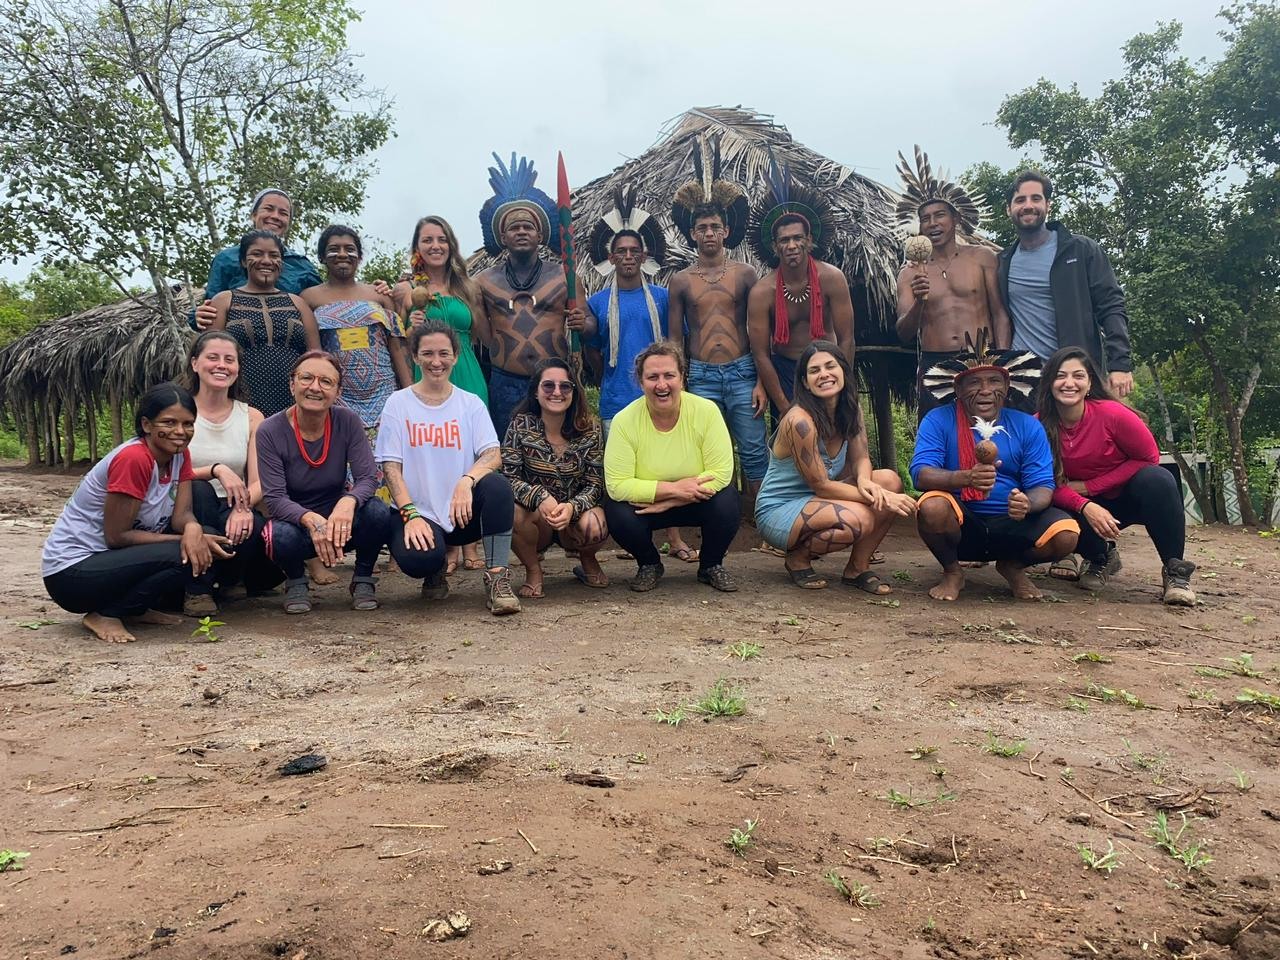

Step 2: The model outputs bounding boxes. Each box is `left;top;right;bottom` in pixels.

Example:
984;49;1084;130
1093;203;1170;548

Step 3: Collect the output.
687;354;768;481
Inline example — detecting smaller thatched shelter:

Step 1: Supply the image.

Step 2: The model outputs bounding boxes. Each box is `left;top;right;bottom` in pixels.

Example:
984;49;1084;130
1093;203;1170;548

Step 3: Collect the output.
0;285;196;467
468;106;917;465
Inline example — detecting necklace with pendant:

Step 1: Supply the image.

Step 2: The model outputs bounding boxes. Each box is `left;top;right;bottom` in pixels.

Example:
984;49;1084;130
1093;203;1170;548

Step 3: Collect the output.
935;249;960;280
782;283;810;304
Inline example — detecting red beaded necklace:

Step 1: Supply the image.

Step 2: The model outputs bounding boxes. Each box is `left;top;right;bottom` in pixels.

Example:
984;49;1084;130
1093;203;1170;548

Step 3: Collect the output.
291;407;331;468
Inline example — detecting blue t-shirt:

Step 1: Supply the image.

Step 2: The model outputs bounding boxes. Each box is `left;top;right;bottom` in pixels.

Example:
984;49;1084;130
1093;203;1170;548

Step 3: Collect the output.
910;404;1056;516
1008;231;1059;360
587;284;670;421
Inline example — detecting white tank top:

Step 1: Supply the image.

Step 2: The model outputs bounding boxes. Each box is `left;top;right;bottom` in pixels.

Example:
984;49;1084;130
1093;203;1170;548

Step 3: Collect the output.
189;400;251;499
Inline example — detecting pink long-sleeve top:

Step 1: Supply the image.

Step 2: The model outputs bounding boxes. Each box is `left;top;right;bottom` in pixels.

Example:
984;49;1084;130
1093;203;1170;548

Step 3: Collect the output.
1047;399;1160;513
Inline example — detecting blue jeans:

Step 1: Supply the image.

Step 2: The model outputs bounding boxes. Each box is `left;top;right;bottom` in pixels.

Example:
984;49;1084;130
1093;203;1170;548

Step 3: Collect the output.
264;498;392;580
489;367;530;440
687;354;768;481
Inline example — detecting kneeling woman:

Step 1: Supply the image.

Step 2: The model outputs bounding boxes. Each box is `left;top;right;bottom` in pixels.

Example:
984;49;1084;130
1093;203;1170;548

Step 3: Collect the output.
757;342;916;590
603;342;740;593
256;351;392;614
375;321;521;616
502;358;609;597
42;383;233;643
1038;346;1195;605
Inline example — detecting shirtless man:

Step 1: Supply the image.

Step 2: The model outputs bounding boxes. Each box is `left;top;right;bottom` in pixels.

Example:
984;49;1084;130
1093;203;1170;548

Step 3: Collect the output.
669;203;767;514
476;206;594;437
897;200;1011;419
748;215;855;416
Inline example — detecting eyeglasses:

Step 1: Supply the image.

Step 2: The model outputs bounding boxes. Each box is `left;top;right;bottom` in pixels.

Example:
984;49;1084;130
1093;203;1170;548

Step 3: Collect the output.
539;380;575;395
295;372;338;389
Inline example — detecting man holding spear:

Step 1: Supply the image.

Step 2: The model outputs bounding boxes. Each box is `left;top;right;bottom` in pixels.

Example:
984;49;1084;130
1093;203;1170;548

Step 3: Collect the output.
476;152;594;437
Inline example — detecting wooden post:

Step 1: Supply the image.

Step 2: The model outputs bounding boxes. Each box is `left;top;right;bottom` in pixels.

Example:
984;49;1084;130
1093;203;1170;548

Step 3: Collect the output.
85;393;99;464
44;397;56;467
24;396;39;466
109;390;123;446
62;397;76;470
872;374;896;472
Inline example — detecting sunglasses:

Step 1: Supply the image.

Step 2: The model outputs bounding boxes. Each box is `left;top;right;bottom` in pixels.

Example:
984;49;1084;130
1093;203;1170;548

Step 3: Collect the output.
539;380;575;396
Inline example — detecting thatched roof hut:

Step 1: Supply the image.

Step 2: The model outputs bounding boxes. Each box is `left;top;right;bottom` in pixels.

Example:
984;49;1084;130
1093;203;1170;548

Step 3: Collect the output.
0;285;195;466
468;106;916;464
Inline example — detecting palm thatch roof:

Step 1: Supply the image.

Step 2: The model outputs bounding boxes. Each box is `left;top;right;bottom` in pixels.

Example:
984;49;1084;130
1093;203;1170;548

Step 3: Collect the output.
0;285;195;420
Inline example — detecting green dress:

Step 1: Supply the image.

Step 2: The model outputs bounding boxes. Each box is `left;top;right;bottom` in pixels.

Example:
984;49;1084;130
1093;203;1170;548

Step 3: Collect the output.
413;293;488;403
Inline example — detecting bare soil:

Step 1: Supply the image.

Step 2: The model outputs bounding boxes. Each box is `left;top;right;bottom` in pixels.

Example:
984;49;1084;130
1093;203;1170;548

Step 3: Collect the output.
3;466;1279;960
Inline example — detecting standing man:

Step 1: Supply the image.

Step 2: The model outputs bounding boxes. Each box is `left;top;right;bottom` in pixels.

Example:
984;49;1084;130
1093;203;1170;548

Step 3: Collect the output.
747;158;855;416
998;170;1133;401
894;147;1012;418
668;143;768;518
476;153;594;437
585;186;669;429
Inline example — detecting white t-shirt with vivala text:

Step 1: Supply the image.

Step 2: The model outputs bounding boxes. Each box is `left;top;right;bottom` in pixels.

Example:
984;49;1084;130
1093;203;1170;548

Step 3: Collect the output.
41;438;194;577
374;385;498;531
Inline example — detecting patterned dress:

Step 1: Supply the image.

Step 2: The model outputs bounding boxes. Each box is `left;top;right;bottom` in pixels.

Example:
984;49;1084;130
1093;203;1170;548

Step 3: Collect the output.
315;299;406;430
223;289;311;417
500;413;604;520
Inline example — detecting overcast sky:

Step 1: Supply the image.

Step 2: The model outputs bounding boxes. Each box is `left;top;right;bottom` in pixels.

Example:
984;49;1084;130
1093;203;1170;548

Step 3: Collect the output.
0;0;1231;282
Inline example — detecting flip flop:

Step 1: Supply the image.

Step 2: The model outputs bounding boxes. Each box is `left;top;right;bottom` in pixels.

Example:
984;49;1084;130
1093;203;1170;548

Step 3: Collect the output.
787;566;828;590
670;545;700;563
463;558;486;571
841;571;893;595
1050;554;1082;581
517;582;544;599
572;565;610;589
755;542;787;559
869;550;886;565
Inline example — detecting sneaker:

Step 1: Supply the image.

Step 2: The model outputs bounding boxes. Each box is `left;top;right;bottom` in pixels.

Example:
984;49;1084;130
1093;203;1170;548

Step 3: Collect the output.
183;592;219;617
1162;559;1196;607
1102;541;1123;575
350;575;379;611
484;567;521;615
283;577;312;615
697;564;739;592
1077;559;1109;592
630;562;664;593
421;568;449;601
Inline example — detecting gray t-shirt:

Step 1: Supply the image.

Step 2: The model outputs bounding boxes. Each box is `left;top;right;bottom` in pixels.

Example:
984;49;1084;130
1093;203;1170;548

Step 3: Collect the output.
1008;231;1059;360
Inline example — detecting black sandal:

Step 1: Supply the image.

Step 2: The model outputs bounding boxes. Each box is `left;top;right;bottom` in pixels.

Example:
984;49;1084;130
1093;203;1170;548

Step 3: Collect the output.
841;571;892;595
787;566;828;589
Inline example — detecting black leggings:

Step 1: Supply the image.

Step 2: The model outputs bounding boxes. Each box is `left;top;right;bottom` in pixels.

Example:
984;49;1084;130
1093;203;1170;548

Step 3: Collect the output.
190;480;284;593
44;541;214;619
604;485;741;570
391;472;514;579
1073;464;1185;564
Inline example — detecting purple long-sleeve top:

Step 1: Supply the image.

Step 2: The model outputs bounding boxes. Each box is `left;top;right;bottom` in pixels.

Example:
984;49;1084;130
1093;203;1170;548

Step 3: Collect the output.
256;406;379;525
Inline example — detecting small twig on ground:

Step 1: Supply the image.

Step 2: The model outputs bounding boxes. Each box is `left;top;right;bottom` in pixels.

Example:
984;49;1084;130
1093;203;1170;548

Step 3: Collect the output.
153;804;221;811
857;854;913;867
1234;913;1266;942
160;729;230;746
1058;777;1138;833
38;779;93;795
914;674;939;687
336;842;366;851
518;829;538;853
950;834;960;867
1026;751;1046;781
1082;940;1100;956
1097;626;1147;632
33;816;175;834
496;729;538;738
371;823;447;830
0;677;57;690
377;846;427;860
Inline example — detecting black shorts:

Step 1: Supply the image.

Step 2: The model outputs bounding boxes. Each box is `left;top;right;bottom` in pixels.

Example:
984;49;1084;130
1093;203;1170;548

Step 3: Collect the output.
920;491;1078;562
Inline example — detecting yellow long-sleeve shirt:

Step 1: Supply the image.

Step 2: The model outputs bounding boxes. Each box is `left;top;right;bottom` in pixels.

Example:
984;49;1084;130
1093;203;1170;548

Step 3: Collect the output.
603;392;735;503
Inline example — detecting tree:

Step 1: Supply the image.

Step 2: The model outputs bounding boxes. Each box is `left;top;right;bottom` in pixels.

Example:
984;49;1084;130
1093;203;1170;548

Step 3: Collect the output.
994;10;1280;525
0;0;393;326
961;162;1020;248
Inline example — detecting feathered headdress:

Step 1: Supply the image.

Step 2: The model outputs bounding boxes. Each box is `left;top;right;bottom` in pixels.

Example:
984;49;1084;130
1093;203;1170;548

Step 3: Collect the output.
895;146;987;239
590;185;666;368
588;184;666;278
479;152;560;256
748;150;838;346
670;135;748;249
922;331;1040;501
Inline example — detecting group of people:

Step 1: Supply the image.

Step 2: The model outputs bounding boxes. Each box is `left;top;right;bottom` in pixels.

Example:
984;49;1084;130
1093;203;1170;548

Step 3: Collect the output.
39;142;1196;644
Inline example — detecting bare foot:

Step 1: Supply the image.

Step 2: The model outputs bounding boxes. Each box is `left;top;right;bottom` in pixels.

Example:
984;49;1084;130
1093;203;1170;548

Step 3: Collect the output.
996;560;1042;600
928;569;965;601
307;556;339;585
82;613;135;643
132;609;184;626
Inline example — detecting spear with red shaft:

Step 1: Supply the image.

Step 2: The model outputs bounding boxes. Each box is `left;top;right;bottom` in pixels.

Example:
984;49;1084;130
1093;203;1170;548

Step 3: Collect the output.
556;151;580;354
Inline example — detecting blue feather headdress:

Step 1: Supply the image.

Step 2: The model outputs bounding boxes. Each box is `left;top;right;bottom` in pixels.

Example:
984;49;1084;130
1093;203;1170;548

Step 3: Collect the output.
747;149;836;268
479;152;559;256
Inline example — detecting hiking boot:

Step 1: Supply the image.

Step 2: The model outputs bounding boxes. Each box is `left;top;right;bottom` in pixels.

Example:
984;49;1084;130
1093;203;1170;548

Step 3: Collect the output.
283;577;312;615
1077;559;1110;592
697;564;739;593
1162;559;1196;607
421;568;449;601
630;562;664;593
183;592;219;617
484;567;521;615
1102;541;1122;575
350;575;379;611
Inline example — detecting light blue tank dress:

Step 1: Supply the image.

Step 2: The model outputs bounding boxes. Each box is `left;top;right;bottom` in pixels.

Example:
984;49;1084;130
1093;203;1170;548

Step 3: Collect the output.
754;439;848;550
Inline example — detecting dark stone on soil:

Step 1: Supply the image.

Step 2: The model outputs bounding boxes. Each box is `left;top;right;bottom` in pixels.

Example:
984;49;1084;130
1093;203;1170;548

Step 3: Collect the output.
1241;875;1271;890
1066;812;1092;825
1235;915;1280;960
564;772;616;788
278;754;327;776
151;927;176;939
1202;919;1240;945
1163;935;1190;954
60;947;77;955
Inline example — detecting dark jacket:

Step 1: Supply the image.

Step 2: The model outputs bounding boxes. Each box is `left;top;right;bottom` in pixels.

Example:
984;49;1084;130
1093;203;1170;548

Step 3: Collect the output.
997;222;1132;373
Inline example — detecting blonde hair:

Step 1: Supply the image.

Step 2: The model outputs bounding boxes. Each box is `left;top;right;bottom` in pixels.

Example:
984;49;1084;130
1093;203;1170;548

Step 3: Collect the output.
410;216;480;315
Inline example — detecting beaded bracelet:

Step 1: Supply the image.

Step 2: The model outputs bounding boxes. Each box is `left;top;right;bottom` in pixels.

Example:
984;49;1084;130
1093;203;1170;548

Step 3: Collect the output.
400;502;422;524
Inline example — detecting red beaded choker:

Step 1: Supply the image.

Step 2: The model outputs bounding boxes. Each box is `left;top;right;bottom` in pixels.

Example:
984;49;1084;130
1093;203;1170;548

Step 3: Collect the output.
291;408;331;468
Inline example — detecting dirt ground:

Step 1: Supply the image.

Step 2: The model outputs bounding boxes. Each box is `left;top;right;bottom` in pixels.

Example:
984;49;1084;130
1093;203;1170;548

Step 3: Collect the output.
3;465;1279;960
